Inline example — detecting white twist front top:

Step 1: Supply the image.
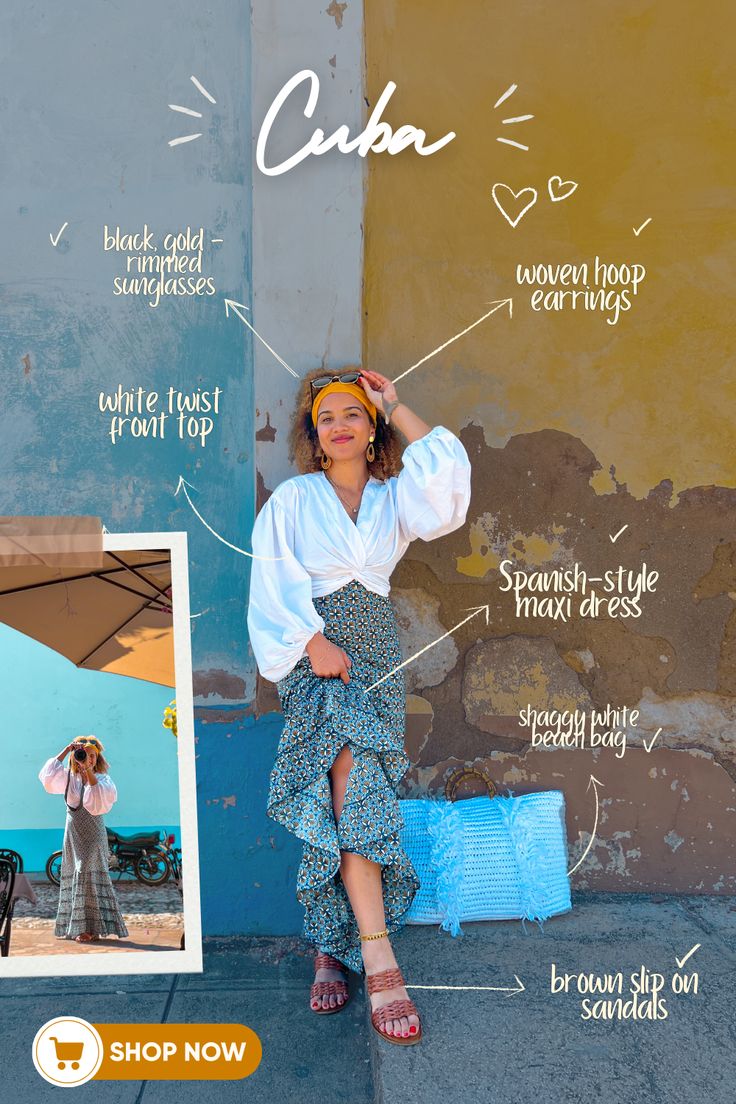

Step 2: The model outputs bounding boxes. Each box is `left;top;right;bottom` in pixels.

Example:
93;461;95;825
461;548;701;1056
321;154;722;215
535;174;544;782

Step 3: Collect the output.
247;425;472;682
39;756;119;816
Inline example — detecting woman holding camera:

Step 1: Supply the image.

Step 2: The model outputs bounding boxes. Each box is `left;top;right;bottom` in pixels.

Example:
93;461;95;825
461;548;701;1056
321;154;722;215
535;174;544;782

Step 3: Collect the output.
39;736;128;942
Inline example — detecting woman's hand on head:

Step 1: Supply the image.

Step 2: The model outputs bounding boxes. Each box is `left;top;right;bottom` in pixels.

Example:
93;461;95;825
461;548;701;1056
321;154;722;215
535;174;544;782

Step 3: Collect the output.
58;742;76;760
358;369;398;415
306;632;352;683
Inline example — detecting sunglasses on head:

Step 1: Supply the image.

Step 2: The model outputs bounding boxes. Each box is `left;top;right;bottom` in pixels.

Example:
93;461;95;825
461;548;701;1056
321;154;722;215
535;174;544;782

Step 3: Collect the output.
309;371;362;398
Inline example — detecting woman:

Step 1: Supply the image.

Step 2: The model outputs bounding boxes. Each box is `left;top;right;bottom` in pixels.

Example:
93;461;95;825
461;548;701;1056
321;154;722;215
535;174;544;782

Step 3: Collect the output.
247;366;471;1045
39;736;128;943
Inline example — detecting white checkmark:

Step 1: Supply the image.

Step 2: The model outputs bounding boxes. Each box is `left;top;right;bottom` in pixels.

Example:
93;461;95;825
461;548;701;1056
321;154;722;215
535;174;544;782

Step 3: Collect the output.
609;524;628;543
633;218;652;236
643;727;662;753
50;222;69;246
675;943;700;969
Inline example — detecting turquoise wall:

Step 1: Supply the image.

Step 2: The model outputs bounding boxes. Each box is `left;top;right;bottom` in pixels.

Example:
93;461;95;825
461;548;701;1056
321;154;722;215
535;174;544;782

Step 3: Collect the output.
0;2;275;931
0;623;179;871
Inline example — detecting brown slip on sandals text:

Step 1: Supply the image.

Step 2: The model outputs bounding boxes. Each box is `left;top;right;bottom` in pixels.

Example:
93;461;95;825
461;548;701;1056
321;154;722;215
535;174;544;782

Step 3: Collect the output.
310;952;350;1015
367;967;423;1045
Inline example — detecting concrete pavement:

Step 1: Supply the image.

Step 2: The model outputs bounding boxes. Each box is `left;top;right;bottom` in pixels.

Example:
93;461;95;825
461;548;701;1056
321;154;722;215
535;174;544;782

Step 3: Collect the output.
369;893;736;1104
0;894;734;1103
7;925;183;955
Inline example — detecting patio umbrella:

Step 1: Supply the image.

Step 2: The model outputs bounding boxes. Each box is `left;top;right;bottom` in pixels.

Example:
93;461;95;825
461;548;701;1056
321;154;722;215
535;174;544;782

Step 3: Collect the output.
0;548;175;687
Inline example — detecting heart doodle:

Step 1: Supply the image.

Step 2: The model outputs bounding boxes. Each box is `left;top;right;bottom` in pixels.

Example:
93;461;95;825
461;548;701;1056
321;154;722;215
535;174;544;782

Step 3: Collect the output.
491;184;538;228
548;176;578;202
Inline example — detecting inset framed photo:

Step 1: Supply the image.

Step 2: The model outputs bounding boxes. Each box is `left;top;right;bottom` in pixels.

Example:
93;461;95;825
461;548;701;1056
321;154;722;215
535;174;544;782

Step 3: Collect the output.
0;526;201;977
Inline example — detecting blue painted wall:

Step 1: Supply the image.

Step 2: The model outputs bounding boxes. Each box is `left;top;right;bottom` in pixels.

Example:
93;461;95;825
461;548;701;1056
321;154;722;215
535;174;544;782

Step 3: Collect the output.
195;709;301;936
0;3;295;932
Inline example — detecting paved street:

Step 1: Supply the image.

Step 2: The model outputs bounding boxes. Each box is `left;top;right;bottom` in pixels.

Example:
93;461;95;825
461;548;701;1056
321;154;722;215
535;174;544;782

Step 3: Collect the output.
8;878;184;955
1;893;734;1103
12;877;184;921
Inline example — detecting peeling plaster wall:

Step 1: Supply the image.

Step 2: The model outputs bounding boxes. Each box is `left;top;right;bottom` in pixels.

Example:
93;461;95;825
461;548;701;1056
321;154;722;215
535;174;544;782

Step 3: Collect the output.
4;3;734;941
251;0;364;497
249;0;365;744
364;3;736;893
364;2;735;497
1;2;257;934
240;1;366;932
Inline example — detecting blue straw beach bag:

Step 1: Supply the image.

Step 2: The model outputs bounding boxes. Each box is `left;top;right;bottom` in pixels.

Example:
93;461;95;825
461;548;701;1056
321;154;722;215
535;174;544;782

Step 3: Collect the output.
399;768;572;935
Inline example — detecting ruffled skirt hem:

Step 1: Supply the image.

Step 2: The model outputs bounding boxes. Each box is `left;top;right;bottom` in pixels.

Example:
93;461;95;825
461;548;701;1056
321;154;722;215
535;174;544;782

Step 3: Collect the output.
55;870;129;939
267;582;419;973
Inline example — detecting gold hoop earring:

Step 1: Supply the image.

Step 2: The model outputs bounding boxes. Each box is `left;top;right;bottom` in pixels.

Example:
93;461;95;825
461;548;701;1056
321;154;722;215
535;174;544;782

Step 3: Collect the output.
366;437;375;463
320;452;332;470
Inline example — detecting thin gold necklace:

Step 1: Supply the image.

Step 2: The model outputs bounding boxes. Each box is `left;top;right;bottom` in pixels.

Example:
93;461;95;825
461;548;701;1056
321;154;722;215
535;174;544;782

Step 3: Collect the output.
325;473;368;516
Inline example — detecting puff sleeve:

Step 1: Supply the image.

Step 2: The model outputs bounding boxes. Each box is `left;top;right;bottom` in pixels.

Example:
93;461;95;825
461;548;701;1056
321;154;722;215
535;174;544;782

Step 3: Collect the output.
39;756;69;794
247;492;326;683
83;774;118;816
395;426;472;542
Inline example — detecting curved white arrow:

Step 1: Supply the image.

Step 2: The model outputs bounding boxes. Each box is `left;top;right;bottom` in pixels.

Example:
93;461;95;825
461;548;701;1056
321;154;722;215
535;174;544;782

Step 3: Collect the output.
175;477;287;561
364;605;490;693
392;298;513;384
567;774;604;877
224;299;299;378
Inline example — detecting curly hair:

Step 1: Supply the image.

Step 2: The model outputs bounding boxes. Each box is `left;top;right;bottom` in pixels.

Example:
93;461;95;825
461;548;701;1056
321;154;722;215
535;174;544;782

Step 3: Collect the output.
287;366;403;480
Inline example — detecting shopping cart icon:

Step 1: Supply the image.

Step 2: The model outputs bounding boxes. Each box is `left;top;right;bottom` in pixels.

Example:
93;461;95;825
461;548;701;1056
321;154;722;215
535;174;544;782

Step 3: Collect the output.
49;1036;84;1070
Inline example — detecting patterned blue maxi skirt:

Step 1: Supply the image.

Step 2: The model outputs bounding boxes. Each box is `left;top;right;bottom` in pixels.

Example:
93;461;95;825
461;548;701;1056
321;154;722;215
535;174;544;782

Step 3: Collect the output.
56;805;128;940
268;579;420;973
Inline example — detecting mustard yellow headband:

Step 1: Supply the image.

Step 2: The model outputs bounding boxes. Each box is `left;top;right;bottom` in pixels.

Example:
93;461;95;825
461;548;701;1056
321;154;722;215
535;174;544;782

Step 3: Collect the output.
311;382;377;428
75;736;104;751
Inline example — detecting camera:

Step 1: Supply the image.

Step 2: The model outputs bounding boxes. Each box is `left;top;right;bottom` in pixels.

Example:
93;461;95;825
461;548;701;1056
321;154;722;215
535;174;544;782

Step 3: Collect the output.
73;747;89;763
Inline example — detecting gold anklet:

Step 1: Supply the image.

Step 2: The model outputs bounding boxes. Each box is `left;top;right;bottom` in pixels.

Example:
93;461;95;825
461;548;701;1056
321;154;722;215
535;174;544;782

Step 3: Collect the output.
360;929;389;942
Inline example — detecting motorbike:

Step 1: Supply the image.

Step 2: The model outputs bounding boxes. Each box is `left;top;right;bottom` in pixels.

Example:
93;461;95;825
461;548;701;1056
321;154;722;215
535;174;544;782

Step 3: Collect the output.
164;838;185;950
45;827;175;886
167;839;183;884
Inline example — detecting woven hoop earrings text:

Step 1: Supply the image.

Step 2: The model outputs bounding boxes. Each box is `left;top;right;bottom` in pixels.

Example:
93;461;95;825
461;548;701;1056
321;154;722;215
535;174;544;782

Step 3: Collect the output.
366;438;375;463
320;453;332;470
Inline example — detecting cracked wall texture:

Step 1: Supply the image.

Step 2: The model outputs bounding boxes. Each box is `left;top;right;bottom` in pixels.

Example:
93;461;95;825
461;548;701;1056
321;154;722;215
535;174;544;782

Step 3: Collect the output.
361;1;736;892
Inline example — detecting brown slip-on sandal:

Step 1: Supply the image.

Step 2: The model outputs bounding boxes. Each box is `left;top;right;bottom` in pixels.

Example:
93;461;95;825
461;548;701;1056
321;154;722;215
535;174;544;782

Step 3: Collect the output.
310;952;350;1015
367;967;422;1045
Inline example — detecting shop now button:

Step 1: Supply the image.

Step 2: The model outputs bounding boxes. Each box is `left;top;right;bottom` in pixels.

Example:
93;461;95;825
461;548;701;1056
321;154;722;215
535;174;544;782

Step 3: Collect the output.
92;1024;262;1080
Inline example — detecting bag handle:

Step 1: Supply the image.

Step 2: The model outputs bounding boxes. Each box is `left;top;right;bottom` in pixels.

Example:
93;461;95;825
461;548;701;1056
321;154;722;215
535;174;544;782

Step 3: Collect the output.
444;766;496;803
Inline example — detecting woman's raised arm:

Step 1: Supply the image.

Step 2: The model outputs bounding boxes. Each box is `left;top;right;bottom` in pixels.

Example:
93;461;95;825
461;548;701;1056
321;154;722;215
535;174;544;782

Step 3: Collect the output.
39;754;70;794
358;368;431;444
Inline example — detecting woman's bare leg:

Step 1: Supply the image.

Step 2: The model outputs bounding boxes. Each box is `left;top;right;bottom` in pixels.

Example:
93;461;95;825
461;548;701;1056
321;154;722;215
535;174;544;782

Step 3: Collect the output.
328;746;419;1039
310;744;352;1011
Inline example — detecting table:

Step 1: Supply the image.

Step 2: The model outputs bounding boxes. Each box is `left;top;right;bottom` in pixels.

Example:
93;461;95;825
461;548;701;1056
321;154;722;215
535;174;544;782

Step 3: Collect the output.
1;873;39;956
11;873;38;908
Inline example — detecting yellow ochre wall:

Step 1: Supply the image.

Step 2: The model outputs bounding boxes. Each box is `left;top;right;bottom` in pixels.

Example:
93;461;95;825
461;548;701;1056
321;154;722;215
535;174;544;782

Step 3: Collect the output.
363;1;736;893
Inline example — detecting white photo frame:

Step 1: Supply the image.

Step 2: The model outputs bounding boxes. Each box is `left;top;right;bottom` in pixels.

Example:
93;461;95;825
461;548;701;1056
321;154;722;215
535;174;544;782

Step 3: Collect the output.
0;530;203;977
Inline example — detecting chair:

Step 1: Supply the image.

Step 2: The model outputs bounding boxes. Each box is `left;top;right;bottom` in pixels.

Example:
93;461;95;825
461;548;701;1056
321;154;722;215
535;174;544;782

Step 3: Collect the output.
0;849;23;873
0;858;16;957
